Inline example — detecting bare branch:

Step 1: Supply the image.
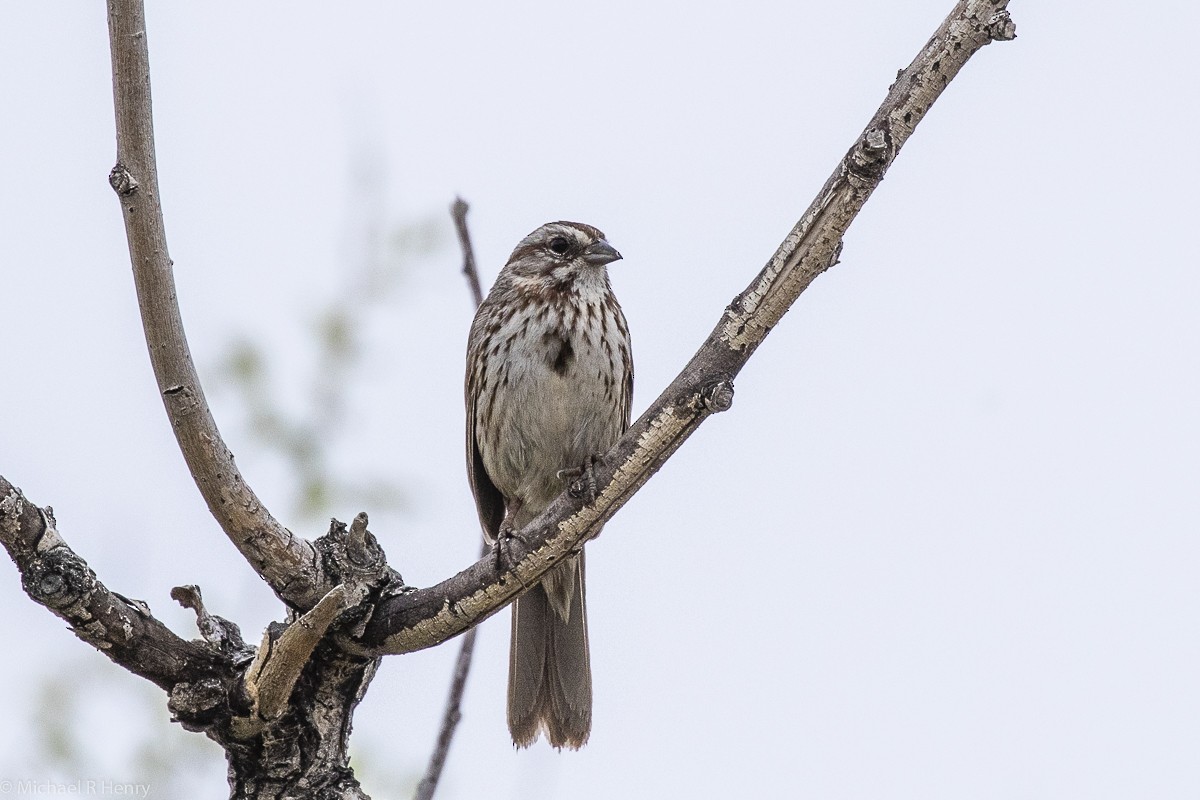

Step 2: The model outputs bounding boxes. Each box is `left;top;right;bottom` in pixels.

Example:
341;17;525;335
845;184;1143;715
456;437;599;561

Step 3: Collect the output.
1;2;1017;795
359;0;1017;655
0;477;234;692
105;0;327;610
414;203;489;800
414;557;484;800
451;197;485;308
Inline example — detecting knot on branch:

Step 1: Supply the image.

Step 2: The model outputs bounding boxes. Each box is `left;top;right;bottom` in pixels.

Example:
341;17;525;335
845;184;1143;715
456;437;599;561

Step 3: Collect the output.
847;126;894;182
169;677;228;732
22;548;96;614
315;514;404;633
701;380;735;413
172;584;252;660
986;11;1017;41
318;513;390;584
161;383;202;418
108;163;140;197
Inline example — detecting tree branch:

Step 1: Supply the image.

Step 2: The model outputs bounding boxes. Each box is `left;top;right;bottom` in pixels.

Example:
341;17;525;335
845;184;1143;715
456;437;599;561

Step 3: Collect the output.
105;0;327;611
413;202;490;800
451;197;484;308
2;2;1016;795
358;0;1017;655
0;478;234;692
413;571;481;800
241;584;350;728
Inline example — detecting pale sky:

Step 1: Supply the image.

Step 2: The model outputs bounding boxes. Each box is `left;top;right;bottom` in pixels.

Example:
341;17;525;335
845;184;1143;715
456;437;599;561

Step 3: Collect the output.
2;2;1198;798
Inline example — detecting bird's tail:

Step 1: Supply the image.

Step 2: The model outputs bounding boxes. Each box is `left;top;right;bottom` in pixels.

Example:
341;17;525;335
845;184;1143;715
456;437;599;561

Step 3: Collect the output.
507;552;591;749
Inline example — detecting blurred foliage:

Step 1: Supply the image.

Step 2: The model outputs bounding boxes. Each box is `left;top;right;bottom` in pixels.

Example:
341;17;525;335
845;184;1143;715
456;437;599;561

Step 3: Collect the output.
213;146;445;523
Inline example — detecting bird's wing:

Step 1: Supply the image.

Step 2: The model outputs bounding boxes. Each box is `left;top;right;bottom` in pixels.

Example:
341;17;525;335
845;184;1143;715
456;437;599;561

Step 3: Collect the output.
619;306;634;433
466;325;505;544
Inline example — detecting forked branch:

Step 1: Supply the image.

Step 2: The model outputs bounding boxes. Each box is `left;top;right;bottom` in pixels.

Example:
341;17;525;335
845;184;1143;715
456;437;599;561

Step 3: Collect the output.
104;0;1015;692
2;1;1015;797
358;0;1016;654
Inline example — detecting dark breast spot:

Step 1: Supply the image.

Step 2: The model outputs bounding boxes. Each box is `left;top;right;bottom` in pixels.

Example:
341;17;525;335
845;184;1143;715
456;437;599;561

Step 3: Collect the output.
544;330;575;375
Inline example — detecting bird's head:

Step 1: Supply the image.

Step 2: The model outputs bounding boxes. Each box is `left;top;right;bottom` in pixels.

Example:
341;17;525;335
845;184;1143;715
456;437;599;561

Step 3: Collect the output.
503;221;622;284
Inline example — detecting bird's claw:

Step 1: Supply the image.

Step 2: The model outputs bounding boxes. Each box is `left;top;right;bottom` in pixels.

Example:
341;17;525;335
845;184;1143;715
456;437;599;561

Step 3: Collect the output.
561;453;606;503
492;526;530;590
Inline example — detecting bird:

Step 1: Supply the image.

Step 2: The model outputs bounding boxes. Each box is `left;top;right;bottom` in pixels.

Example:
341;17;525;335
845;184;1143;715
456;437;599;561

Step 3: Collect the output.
465;220;632;748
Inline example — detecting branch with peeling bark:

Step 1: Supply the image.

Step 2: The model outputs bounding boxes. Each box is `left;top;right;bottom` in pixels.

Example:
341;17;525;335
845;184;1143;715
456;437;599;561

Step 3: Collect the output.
1;0;1015;797
0;477;389;796
102;0;1017;643
0;479;235;698
358;0;1017;655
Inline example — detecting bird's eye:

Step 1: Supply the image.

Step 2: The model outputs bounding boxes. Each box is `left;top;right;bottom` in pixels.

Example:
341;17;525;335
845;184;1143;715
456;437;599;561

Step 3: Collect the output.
547;236;571;256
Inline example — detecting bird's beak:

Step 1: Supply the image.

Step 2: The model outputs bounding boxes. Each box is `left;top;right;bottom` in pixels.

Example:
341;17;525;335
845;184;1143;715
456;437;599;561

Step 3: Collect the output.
582;239;622;266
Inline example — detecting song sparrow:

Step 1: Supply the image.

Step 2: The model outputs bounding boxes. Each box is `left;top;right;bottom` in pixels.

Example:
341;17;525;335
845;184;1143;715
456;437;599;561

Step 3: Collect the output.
465;221;632;749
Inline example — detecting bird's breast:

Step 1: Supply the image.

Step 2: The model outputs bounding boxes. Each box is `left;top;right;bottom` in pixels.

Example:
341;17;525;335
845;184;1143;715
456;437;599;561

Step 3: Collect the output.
479;303;628;508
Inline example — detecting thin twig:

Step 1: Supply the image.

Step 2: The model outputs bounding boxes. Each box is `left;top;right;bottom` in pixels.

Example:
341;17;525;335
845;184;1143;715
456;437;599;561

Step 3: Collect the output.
451;197;484;307
360;0;1017;655
414;628;477;799
415;203;489;800
415;544;489;800
106;0;327;610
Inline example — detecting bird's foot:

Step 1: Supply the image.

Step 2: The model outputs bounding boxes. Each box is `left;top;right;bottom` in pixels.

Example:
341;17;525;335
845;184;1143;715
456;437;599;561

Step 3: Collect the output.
492;525;530;590
560;453;606;504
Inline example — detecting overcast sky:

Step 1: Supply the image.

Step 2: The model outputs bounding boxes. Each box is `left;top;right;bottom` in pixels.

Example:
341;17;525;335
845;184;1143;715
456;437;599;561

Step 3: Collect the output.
2;2;1198;798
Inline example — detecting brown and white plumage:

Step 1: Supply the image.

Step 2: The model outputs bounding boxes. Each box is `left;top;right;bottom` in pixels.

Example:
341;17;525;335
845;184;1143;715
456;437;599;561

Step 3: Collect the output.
465;221;632;749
